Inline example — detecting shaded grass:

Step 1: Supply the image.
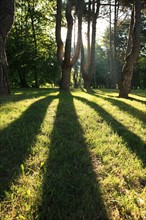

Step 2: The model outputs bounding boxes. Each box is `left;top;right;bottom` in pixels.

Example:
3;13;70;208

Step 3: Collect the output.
0;93;57;198
39;92;108;219
74;95;146;166
0;88;57;105
0;89;146;220
101;96;146;125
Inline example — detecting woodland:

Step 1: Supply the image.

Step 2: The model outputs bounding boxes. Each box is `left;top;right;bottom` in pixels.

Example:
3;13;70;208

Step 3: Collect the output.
0;0;146;97
0;0;146;220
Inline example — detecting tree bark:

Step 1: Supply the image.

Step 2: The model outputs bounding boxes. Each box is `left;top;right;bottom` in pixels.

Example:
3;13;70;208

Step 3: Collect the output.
112;0;119;89
56;0;83;90
0;0;15;95
56;0;64;66
81;0;100;91
60;64;71;90
119;0;141;98
108;0;113;88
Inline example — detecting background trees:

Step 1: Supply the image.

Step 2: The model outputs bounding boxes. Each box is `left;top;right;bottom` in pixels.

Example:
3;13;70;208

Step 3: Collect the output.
1;0;145;96
7;0;60;88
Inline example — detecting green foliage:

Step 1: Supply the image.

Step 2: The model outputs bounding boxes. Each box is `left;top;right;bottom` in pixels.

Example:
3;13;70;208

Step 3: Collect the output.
7;0;60;88
92;44;109;88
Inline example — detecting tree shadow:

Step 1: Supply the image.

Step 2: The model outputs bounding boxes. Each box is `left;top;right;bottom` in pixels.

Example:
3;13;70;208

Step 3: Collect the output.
0;88;58;105
131;91;146;98
73;95;146;167
101;92;146;105
0;95;57;200
127;97;146;105
93;94;146;125
40;91;108;220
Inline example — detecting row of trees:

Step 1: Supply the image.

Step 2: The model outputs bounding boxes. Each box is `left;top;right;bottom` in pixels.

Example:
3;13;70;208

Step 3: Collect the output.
0;0;145;98
56;0;143;97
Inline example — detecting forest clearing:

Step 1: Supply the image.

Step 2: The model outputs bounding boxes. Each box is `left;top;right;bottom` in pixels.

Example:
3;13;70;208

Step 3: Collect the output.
0;0;146;219
0;89;146;220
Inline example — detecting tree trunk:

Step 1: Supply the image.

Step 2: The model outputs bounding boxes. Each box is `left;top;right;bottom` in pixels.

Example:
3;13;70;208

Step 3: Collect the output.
56;0;83;90
112;0;119;89
73;64;79;88
60;64;71;90
81;0;100;91
88;0;99;84
59;0;73;90
56;0;64;65
0;37;10;94
83;75;91;91
119;0;141;98
0;0;15;95
109;0;113;88
27;0;39;88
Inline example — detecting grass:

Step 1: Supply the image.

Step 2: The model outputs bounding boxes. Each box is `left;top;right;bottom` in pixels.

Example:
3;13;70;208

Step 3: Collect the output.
0;88;146;220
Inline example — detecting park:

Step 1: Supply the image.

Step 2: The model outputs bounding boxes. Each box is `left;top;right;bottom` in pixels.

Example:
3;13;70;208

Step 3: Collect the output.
0;0;146;219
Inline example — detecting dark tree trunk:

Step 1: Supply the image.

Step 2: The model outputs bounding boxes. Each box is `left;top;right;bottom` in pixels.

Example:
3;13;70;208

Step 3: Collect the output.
56;0;83;90
73;64;79;88
59;0;73;90
112;0;119;89
27;0;39;88
0;0;15;95
0;37;10;94
109;0;113;88
18;70;29;88
81;0;100;91
83;75;91;91
60;64;71;90
119;0;141;98
56;0;64;65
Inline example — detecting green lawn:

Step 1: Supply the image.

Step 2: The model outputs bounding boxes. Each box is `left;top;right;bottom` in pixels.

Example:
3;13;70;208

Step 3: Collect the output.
0;88;146;220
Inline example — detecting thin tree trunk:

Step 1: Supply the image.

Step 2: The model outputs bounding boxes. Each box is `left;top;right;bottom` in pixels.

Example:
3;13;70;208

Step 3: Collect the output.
60;0;73;90
73;18;79;88
112;0;119;89
0;37;10;94
119;0;141;98
28;0;39;88
56;0;64;66
109;0;113;88
81;0;91;87
82;0;100;91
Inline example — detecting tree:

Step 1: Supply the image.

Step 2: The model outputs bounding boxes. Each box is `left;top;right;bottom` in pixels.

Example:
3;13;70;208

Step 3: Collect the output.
81;0;100;91
7;0;59;88
0;0;15;95
119;0;141;98
56;0;83;90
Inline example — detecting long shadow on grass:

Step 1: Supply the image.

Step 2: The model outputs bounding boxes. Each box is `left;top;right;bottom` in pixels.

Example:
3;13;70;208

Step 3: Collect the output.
127;97;146;105
131;91;146;98
101;92;146;105
74;95;146;167
40;92;108;220
0;88;58;105
0;94;57;200
94;94;146;125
